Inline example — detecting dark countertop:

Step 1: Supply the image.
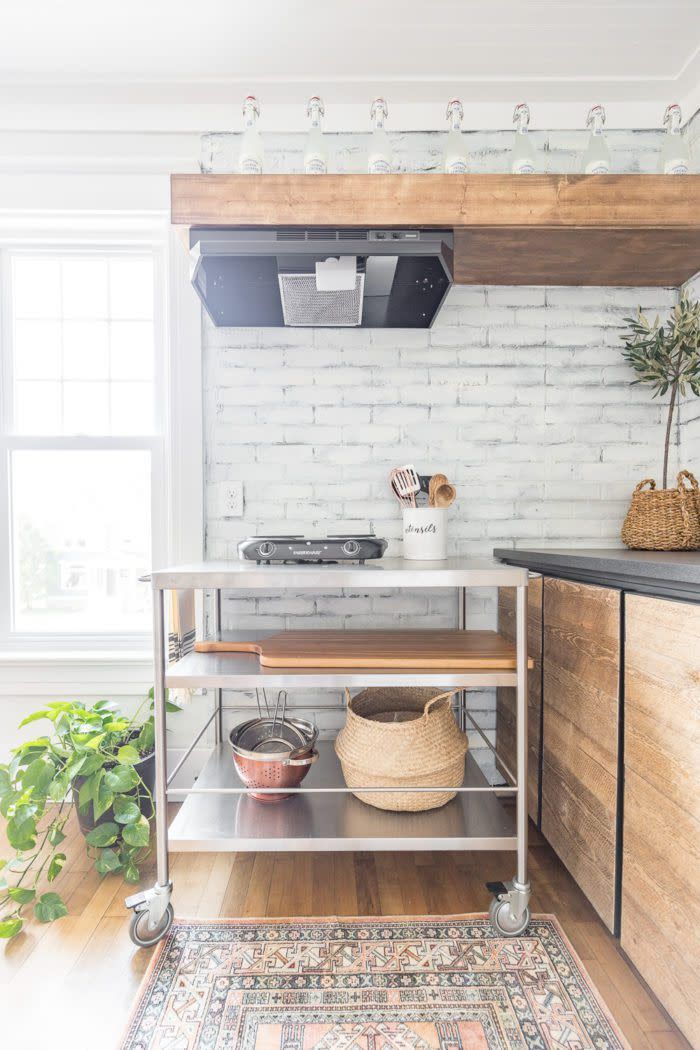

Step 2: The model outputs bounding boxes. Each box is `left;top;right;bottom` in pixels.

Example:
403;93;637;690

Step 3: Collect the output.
493;547;700;602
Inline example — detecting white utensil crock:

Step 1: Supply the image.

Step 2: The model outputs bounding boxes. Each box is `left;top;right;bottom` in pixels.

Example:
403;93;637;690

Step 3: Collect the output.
402;508;448;561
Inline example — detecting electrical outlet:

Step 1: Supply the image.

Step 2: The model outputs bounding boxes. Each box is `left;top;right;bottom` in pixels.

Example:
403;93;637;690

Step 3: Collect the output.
216;481;244;518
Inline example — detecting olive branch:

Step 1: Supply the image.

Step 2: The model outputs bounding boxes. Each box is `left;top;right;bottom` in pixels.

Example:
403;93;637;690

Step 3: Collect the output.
620;295;700;488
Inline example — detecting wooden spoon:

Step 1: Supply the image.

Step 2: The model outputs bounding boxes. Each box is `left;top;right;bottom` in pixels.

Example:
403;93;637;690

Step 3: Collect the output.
428;473;449;507
433;482;456;507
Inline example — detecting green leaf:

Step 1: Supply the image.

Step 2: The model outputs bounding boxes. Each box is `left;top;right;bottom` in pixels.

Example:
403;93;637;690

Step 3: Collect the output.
47;853;66;882
94;848;122;875
122;816;150;848
0;790;19;819
18;710;49;728
84;822;119;847
34;892;68;923
113;795;141;825
93;778;115;822
78;768;103;813
65;752;88;777
0;766;11;799
48;822;66;847
8;886;35;904
83;733;106;751
104;720;130;734
117;745;140;765
78;753;106;777
7;805;37;850
0;918;23;938
123;862;140;884
48;770;71;802
134;721;154;755
104;765;139;793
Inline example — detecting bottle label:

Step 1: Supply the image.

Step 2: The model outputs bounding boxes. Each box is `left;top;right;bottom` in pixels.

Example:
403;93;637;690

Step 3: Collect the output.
446;159;468;174
368;156;391;174
239;155;262;175
512;160;535;174
664;160;689;175
304;154;327;174
585;160;611;174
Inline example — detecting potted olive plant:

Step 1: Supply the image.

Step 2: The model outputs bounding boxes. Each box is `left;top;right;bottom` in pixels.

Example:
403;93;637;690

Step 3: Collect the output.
0;690;179;939
620;294;700;549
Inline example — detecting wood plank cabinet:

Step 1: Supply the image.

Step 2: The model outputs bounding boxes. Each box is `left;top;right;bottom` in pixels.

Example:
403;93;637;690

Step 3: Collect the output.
621;594;700;1047
496;575;543;822
541;577;621;932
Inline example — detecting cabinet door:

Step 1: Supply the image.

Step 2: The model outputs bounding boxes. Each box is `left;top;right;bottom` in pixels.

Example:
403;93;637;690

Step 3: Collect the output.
541;577;620;931
496;575;543;822
621;594;700;1047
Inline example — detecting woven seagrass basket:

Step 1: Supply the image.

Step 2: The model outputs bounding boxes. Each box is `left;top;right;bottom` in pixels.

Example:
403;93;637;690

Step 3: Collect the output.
621;470;700;551
334;687;468;813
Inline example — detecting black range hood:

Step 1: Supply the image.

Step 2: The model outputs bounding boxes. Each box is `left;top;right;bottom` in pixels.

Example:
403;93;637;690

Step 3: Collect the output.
189;228;453;328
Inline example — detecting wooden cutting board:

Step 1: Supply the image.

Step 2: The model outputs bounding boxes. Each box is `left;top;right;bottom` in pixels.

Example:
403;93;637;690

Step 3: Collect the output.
194;630;533;669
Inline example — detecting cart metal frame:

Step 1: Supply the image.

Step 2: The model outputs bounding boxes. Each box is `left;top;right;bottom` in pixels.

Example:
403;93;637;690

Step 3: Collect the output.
125;558;530;945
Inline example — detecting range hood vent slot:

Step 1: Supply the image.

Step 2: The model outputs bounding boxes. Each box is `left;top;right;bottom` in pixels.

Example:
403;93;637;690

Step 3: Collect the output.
275;229;370;242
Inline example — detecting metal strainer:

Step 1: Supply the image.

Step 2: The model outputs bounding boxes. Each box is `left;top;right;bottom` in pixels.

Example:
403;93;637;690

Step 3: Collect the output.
229;690;318;802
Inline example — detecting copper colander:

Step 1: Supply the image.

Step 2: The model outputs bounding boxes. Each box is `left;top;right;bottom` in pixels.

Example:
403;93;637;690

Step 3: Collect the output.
229;717;318;803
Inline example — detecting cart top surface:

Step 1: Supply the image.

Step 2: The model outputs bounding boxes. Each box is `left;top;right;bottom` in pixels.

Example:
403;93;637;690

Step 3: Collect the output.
149;558;530;589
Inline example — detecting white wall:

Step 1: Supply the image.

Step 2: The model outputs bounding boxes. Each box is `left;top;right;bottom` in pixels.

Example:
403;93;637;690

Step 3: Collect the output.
200;123;699;778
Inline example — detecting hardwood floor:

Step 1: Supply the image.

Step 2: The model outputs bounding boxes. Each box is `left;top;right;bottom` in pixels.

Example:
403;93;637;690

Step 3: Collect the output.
1;811;690;1050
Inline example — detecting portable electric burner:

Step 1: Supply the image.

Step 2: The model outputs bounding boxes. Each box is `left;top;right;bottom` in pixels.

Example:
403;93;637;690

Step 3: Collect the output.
238;533;388;564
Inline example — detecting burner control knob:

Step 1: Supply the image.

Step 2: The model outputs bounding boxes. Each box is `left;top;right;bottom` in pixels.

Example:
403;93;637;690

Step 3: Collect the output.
258;541;276;558
342;540;361;557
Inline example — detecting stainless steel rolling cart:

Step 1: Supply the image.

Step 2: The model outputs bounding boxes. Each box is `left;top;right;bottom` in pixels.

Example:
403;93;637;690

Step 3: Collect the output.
125;558;531;946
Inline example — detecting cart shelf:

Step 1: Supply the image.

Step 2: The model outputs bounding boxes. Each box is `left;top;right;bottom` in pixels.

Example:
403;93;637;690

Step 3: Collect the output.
168;741;517;852
166;649;520;689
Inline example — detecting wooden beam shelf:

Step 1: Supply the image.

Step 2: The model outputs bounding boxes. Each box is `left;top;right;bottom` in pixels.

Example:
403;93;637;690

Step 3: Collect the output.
171;173;700;286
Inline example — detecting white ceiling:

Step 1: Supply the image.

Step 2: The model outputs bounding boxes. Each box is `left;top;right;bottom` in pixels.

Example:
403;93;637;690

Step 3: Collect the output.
1;0;699;130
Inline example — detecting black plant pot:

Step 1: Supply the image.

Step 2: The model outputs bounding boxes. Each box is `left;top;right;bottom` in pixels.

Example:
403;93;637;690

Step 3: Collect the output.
73;747;155;835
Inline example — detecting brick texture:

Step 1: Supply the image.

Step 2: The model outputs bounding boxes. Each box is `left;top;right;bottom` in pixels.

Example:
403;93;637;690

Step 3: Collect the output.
201;126;699;766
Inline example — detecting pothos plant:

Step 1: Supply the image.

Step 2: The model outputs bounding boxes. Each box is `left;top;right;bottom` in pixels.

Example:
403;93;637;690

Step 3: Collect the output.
0;690;180;939
621;294;700;488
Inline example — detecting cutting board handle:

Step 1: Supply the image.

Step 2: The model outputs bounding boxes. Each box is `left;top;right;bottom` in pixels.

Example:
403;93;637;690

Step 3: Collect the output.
194;640;262;654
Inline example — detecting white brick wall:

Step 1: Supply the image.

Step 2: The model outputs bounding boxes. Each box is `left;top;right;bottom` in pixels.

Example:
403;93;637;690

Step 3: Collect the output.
201;125;699;771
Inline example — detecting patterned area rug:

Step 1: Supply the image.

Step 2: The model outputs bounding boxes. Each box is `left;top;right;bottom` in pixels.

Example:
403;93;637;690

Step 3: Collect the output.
120;915;629;1049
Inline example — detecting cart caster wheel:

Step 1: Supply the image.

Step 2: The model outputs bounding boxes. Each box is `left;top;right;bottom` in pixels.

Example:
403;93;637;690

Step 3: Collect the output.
129;903;174;948
489;897;530;936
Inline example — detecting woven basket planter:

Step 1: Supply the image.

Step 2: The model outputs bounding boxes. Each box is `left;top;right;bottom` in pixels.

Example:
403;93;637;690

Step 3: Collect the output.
621;470;700;550
334;687;468;813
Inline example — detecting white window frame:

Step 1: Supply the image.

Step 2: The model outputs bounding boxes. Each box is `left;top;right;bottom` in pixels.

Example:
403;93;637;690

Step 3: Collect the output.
0;214;202;662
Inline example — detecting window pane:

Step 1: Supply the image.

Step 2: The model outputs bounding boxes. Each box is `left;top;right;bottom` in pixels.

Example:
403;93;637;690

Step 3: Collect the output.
62;321;109;380
11;450;151;633
12;258;61;318
110;258;153;319
110;383;155;434
10;252;156;436
14;381;61;433
110;321;154;379
13;320;61;379
62;382;109;434
62;258;109;319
